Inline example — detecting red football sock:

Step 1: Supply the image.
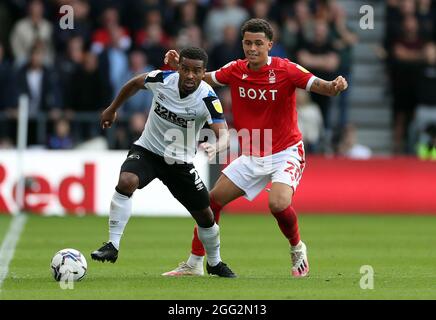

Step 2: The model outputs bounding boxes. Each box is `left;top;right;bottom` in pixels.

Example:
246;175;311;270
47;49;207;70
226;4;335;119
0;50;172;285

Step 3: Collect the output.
191;196;222;256
271;205;300;246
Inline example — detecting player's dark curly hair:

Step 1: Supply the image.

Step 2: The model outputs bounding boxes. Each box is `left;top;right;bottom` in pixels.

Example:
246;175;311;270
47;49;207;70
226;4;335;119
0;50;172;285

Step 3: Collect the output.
241;18;274;41
179;47;208;68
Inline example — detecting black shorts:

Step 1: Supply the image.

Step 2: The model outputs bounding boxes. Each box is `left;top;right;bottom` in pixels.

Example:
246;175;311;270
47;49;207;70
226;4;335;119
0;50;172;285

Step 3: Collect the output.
120;144;210;212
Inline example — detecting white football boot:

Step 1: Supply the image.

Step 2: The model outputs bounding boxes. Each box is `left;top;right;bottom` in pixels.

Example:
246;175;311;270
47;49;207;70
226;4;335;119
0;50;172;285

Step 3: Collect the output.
291;241;309;277
162;262;204;276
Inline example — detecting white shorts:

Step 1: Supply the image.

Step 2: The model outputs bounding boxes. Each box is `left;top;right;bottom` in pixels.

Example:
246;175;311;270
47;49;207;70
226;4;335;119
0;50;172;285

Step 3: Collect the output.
222;141;306;201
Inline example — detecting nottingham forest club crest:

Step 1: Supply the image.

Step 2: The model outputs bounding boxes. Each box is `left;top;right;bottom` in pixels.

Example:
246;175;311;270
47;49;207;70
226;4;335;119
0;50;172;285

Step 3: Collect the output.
269;70;276;84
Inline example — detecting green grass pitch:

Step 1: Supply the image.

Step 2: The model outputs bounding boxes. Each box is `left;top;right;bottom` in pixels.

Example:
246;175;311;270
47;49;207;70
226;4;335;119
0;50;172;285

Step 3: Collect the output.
0;214;435;300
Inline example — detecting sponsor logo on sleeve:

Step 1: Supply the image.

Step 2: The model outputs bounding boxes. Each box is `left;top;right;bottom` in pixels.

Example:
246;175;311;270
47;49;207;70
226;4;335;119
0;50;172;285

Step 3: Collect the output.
212;100;223;113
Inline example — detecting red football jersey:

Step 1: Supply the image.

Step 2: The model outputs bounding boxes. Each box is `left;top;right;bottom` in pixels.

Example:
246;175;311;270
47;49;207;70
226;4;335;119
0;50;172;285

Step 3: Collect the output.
211;57;316;156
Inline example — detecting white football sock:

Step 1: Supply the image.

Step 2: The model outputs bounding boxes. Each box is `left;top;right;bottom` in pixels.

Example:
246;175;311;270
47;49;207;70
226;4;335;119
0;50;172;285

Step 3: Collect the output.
108;190;132;250
187;253;204;268
197;223;221;267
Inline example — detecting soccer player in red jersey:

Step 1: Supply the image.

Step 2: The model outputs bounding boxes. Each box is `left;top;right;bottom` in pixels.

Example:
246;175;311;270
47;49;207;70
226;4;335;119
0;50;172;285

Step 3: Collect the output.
163;19;348;277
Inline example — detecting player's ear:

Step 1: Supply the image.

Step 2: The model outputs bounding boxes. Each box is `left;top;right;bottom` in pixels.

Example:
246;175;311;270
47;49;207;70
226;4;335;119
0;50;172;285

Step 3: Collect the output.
268;41;273;51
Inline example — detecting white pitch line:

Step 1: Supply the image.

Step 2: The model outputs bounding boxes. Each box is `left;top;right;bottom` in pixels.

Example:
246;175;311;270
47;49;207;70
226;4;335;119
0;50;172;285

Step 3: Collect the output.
0;214;27;292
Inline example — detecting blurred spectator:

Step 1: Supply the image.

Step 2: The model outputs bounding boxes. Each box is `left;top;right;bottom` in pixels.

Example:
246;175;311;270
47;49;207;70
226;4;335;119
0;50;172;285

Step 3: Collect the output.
331;3;358;129
134;8;172;51
135;0;168;29
0;1;14;51
391;15;428;154
48;118;73;149
169;1;207;36
417;123;436;160
99;26;130;96
0;41;16;142
120;50;154;117
385;0;402;57
281;0;315;60
56;36;84;117
209;25;243;71
314;0;340;23
69;50;111;112
417;43;436;106
68;51;111;140
217;87;234;128
91;6;131;55
297;20;339;131
0;137;14;149
416;0;434;41
0;0;368;151
111;112;147;150
269;21;287;58
112;126;129;150
250;0;272;20
12;42;62;145
138;23;170;69
296;89;323;154
53;0;92;53
409;43;436;153
128;111;147;142
176;25;203;50
333;124;372;159
14;42;62;119
204;0;249;46
10;0;54;66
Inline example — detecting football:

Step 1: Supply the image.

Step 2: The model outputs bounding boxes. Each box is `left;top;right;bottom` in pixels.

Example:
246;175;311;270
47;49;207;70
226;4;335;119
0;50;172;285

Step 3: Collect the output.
50;248;87;282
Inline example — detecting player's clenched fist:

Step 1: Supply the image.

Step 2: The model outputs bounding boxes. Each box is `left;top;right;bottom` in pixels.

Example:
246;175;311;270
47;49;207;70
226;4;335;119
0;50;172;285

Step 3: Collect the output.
100;107;117;129
332;76;348;95
164;50;180;69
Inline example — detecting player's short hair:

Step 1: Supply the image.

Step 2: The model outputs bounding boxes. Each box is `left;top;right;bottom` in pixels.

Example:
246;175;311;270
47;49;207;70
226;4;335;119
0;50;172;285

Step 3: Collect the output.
241;18;274;41
179;47;208;69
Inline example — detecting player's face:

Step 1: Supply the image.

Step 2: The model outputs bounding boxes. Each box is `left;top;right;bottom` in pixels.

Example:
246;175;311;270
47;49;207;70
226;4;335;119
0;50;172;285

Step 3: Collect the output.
242;32;273;68
178;57;205;95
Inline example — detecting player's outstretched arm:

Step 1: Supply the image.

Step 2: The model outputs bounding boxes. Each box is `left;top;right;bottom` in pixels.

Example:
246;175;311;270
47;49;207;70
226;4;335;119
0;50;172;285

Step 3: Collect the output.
200;122;229;161
310;76;348;97
101;73;148;129
164;49;218;87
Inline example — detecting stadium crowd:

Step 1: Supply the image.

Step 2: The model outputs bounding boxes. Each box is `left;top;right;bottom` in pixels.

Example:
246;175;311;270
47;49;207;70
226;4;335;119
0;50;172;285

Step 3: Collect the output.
0;0;435;157
384;0;436;156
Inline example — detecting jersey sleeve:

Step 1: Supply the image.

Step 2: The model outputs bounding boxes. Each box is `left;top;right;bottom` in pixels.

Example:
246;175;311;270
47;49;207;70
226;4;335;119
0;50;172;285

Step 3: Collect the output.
286;61;317;91
202;92;225;125
210;60;236;86
144;70;175;91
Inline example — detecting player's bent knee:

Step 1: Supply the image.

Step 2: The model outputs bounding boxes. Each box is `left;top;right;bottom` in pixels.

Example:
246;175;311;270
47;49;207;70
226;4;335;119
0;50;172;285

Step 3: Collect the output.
117;173;139;195
268;198;292;213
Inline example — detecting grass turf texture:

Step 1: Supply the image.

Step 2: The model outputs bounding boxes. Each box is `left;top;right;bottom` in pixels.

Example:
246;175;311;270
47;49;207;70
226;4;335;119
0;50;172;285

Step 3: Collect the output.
0;214;435;299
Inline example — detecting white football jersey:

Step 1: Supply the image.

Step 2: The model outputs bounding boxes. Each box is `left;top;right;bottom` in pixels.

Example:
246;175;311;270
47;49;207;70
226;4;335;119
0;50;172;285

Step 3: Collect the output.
134;70;225;163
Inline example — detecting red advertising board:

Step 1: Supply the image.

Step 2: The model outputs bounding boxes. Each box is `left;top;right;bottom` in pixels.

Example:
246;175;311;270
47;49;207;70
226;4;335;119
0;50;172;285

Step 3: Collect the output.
226;157;436;215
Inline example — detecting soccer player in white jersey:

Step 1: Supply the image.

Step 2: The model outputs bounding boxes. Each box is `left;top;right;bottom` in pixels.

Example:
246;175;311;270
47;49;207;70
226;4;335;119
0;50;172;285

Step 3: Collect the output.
163;19;348;278
91;47;236;278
